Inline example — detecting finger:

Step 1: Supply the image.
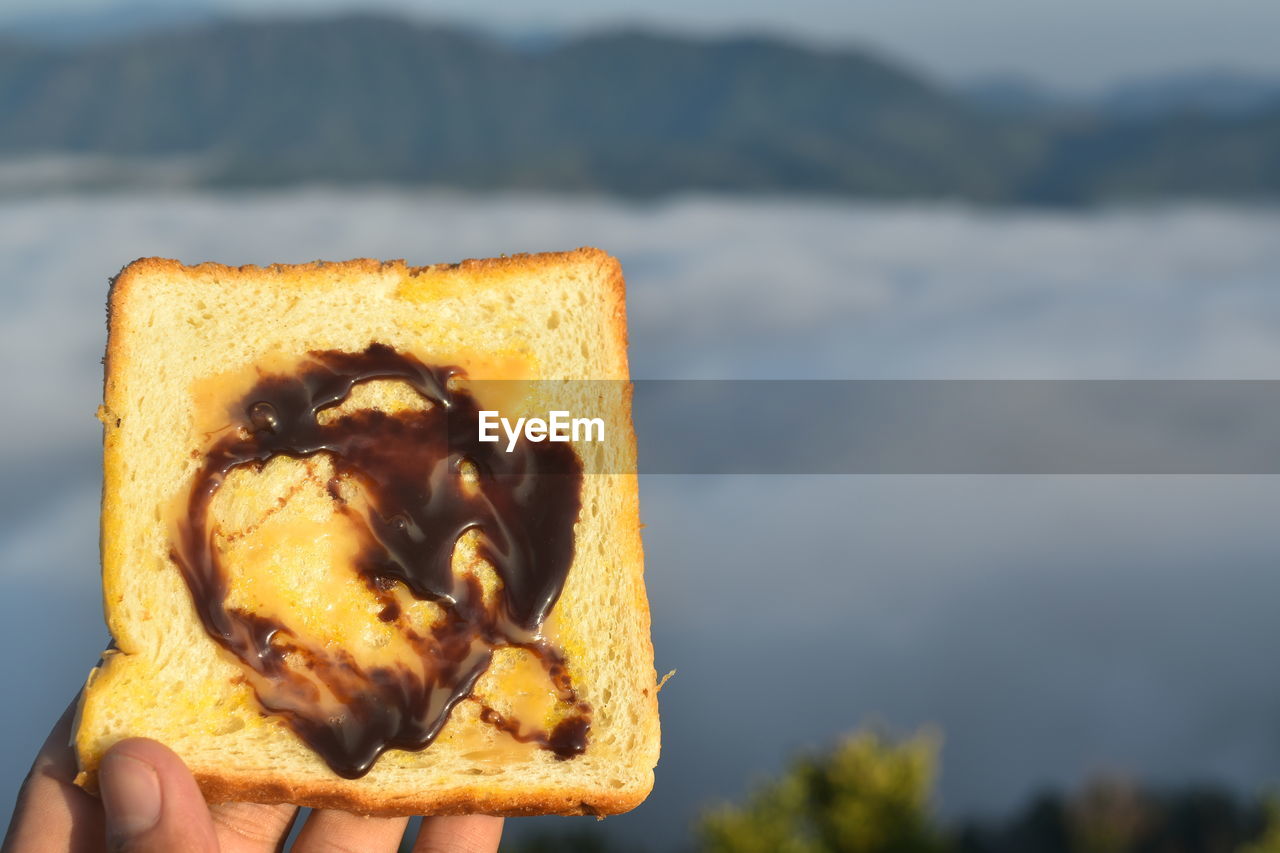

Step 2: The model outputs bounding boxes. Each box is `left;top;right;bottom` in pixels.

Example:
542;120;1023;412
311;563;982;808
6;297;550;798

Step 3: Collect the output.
1;694;104;853
207;801;298;853
411;815;504;853
292;809;410;853
99;738;220;852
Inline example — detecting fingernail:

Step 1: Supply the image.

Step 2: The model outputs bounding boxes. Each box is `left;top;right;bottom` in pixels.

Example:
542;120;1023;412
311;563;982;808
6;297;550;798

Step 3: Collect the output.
100;752;162;838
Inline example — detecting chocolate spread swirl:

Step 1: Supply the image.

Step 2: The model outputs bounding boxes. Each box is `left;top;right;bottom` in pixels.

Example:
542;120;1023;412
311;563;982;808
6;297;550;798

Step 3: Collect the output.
170;343;589;778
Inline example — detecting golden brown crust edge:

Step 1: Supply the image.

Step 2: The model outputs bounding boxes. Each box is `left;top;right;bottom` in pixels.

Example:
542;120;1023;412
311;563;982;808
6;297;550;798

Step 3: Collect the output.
80;248;657;815
190;772;652;818
77;762;652;818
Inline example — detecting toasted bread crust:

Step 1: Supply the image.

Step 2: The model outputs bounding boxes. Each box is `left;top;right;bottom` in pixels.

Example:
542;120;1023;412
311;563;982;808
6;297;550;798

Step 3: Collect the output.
190;772;649;818
79;248;658;817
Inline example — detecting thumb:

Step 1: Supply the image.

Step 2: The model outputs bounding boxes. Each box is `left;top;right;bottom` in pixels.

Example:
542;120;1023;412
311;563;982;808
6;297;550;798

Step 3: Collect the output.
99;738;219;852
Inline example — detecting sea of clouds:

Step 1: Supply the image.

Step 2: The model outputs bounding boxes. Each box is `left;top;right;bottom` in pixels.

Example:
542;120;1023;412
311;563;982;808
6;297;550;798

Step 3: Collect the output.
3;191;1280;846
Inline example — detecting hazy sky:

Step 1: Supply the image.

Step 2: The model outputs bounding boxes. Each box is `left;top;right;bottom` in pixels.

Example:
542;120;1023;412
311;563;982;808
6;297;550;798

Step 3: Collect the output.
5;0;1280;91
6;193;1280;846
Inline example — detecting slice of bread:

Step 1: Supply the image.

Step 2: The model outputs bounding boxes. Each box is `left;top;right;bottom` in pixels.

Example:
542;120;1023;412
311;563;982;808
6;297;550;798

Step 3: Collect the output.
73;248;659;817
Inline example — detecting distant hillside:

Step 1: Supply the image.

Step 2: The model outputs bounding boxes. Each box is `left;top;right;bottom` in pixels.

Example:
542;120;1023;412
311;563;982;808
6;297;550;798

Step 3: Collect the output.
0;1;220;44
1018;111;1280;204
962;74;1072;118
964;69;1280;120
1097;69;1280;119
0;14;1276;203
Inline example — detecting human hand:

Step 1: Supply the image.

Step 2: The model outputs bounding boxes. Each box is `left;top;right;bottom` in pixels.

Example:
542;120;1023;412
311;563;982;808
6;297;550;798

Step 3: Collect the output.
2;695;504;852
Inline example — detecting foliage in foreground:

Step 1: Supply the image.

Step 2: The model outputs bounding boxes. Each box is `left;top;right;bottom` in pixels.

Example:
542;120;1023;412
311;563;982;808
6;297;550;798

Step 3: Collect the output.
698;730;945;853
505;728;1280;852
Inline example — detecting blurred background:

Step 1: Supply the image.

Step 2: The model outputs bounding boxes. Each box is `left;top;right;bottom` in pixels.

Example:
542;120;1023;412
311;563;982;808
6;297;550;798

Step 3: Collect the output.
2;1;1280;850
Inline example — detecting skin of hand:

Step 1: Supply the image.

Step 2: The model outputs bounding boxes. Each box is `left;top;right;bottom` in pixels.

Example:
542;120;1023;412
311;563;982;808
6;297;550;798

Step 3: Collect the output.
2;696;504;853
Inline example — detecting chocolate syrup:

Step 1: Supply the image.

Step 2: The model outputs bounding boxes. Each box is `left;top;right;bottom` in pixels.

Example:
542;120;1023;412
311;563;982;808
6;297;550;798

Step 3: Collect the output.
170;344;589;778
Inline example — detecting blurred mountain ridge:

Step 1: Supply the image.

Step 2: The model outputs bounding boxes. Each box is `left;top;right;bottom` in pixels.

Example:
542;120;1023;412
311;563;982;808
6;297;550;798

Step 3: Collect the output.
0;12;1277;203
0;0;222;44
964;68;1280;119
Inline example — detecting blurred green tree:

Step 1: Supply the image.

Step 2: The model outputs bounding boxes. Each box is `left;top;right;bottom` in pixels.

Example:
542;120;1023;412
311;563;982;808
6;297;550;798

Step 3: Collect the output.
696;729;946;853
1064;777;1149;853
1241;795;1280;853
